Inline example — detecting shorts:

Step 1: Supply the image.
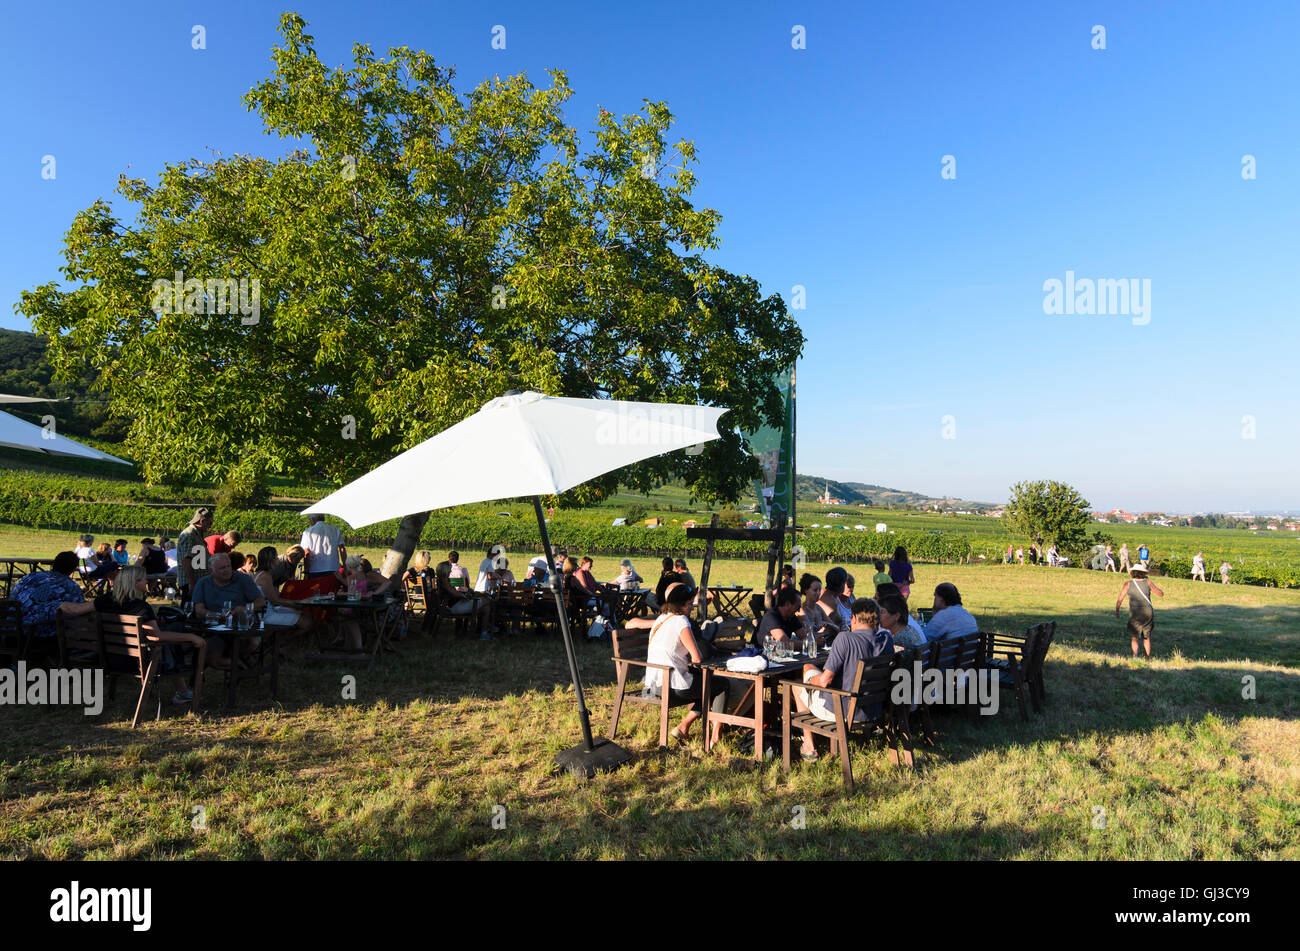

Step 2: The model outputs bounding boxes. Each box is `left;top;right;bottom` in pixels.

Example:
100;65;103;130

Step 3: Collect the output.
797;668;867;724
447;599;476;616
1128;616;1154;640
898;584;911;598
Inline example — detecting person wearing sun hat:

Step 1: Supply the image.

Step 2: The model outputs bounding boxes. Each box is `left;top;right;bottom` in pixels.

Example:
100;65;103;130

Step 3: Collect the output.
1115;562;1164;659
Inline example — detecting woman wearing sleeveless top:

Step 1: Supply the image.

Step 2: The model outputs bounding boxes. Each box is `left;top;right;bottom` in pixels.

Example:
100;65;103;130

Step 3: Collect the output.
643;583;727;744
1115;563;1163;659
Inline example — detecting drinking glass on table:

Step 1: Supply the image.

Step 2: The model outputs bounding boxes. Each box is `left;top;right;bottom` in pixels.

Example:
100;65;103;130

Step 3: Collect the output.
221;600;233;624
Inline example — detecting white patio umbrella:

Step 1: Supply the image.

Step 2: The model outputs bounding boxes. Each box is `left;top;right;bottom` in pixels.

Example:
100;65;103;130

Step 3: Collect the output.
0;408;130;464
305;390;730;775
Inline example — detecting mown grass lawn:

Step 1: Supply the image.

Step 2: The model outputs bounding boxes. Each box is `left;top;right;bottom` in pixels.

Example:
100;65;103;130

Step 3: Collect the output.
1;526;1297;860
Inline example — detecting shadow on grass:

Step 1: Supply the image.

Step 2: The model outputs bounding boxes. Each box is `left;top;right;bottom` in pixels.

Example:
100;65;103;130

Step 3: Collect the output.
2;606;1296;783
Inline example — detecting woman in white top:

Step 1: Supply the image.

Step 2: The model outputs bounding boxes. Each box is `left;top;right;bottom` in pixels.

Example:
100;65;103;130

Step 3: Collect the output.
643;583;727;744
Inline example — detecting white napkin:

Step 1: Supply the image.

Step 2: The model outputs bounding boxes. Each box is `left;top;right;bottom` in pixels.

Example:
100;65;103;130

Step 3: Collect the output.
725;655;769;673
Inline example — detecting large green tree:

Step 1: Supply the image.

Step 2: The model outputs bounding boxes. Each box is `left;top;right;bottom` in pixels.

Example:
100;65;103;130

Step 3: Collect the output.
18;13;803;573
1001;480;1093;554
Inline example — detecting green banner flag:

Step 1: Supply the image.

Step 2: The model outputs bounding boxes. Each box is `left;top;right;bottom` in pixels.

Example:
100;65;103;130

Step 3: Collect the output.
745;366;794;526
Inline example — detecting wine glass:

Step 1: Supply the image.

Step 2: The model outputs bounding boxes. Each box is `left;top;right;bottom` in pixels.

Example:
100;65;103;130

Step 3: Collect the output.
221;600;232;624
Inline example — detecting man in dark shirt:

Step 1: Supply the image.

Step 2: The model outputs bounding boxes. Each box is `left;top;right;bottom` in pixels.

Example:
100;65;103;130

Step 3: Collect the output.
754;587;802;645
792;597;894;759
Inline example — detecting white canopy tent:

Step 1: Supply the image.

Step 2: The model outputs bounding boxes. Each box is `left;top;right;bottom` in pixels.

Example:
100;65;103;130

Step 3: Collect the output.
0;407;130;464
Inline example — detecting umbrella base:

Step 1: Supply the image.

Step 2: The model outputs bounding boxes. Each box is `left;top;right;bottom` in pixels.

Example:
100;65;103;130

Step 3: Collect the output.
554;737;634;778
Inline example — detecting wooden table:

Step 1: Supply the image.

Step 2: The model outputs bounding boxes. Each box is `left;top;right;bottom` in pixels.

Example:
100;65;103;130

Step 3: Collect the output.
0;557;53;598
697;648;826;761
707;585;753;619
600;587;649;623
189;614;280;707
302;595;400;666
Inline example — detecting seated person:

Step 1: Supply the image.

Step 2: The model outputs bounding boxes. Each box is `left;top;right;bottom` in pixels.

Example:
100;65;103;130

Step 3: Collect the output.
359;558;387;590
111;539;132;567
445;551;471;589
818;567;851;636
74;534;107;576
401;550;434;586
562;557;598;610
435;558;494;639
874;582;926;644
191;553;267;667
10;551;96;662
613;559;643;591
163;540;179;572
494;558;516;585
792;598;895;759
878;593;926;649
755;586;802;645
252;547;314;633
137;537;168;575
575;557;601;596
343;555;371;596
96;564;206;703
797;573;831;637
94;542;120;579
643;584;728;744
652;558;684;610
673;559;697;590
474;547;501;595
240;553;259;574
924;583;979;641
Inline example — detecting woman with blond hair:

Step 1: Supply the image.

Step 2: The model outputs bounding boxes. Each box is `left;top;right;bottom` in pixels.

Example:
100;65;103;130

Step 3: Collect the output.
96;564;207;705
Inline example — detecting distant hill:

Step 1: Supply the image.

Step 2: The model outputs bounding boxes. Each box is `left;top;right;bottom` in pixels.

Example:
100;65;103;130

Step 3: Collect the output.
795;474;994;510
0;329;127;442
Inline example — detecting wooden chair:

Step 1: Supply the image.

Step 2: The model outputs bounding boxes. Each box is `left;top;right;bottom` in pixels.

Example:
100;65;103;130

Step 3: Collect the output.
923;631;989;719
403;576;432;633
983;626;1042;721
57;612;160;727
780;652;914;791
426;581;471;637
0;599;28;667
707;617;751;654
494;582;529;635
608;627;690;750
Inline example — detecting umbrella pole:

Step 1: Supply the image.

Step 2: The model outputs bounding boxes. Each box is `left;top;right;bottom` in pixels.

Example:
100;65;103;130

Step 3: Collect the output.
533;496;632;777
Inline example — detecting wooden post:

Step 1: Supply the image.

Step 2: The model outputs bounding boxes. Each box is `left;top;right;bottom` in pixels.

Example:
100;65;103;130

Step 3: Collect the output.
763;515;786;612
696;514;719;622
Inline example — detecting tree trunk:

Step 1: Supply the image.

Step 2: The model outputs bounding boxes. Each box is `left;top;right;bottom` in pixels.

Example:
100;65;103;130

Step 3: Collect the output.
380;511;431;579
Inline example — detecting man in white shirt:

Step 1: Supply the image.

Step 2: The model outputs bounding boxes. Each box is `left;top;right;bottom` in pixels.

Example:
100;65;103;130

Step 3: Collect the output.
475;547;499;594
300;514;346;578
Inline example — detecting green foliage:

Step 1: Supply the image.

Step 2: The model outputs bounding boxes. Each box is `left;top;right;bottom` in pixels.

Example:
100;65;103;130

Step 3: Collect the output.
717;508;747;529
1002;480;1092;551
623;503;649;525
18;12;803;511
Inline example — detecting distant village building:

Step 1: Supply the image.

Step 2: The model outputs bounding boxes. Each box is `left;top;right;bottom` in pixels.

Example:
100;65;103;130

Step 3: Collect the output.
817;481;843;505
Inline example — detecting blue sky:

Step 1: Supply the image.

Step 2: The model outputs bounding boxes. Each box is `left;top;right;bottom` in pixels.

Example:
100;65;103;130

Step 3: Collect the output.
2;1;1297;512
